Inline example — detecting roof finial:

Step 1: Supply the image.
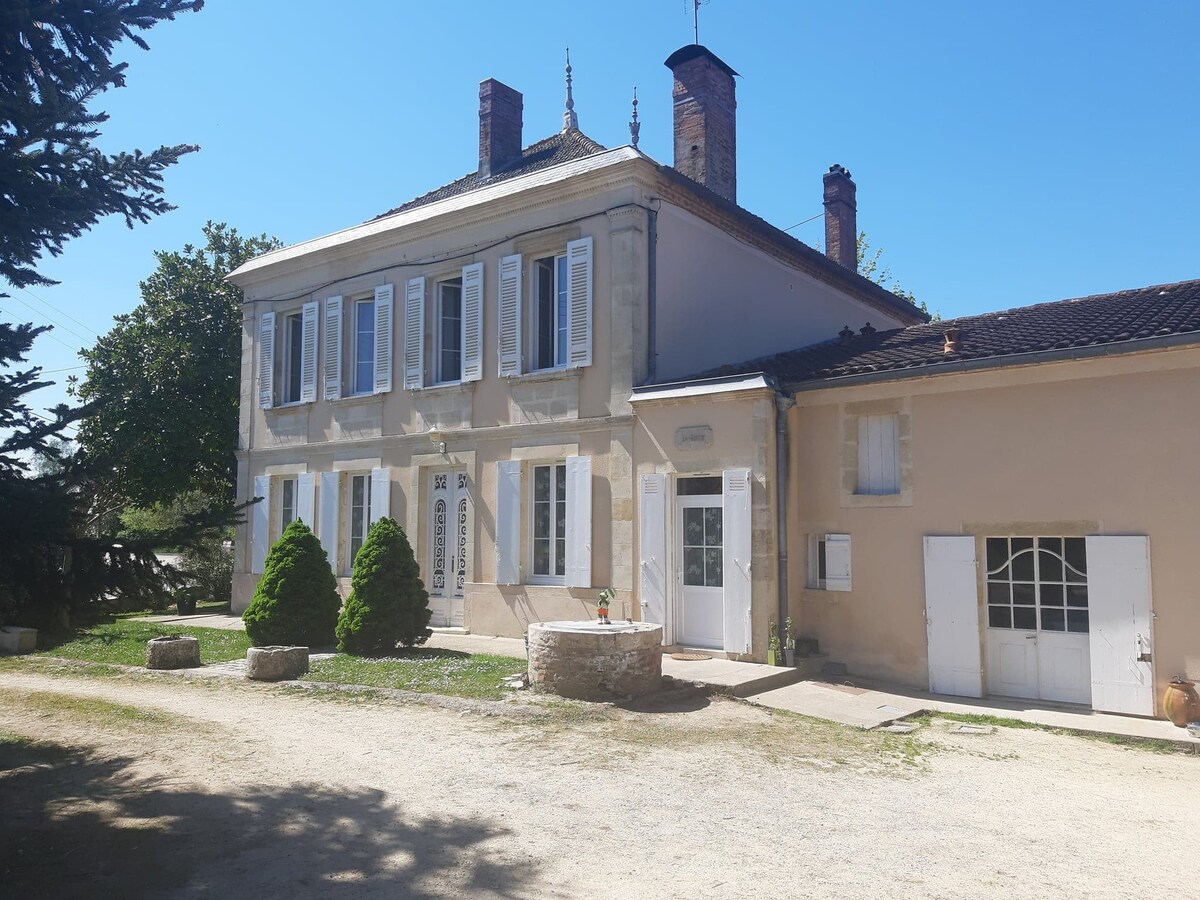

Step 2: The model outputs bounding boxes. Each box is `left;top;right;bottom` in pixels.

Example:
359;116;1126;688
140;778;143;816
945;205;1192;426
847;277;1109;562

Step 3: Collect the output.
562;47;579;132
629;86;640;148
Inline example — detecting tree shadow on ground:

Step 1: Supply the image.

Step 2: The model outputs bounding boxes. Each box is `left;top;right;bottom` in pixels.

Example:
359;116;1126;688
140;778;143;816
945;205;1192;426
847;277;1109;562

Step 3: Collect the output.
616;684;712;714
0;737;536;899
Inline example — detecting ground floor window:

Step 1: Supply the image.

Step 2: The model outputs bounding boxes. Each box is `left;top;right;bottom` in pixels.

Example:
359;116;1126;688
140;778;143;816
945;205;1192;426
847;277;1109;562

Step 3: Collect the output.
280;477;297;531
986;536;1088;633
531;462;566;581
349;473;373;565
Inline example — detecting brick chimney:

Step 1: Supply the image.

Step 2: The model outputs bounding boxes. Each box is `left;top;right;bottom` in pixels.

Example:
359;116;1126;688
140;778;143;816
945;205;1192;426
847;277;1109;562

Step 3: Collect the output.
664;45;738;203
823;164;857;270
479;79;523;177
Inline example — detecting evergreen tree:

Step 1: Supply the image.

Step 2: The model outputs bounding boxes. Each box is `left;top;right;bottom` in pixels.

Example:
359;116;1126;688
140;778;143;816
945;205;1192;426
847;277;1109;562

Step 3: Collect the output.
243;521;341;648
337;518;431;656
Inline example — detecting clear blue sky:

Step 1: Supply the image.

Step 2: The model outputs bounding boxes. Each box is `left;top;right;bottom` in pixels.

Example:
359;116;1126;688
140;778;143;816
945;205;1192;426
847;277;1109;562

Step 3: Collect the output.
10;0;1200;418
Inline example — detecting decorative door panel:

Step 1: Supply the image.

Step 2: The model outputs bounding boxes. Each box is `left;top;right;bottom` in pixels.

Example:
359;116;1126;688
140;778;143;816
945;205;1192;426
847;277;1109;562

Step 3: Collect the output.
429;470;468;627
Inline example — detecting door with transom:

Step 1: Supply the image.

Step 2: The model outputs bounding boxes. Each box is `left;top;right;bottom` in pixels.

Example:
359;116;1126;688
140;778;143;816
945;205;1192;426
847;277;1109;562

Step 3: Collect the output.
985;536;1091;705
676;480;724;650
428;470;468;627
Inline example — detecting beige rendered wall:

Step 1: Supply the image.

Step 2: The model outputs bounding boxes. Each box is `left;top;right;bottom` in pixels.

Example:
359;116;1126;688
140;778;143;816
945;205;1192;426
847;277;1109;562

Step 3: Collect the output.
632;389;779;660
788;347;1200;711
652;202;910;381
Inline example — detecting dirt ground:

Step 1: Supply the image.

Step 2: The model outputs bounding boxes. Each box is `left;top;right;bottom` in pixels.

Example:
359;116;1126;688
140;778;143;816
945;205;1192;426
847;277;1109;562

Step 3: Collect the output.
1;665;1197;899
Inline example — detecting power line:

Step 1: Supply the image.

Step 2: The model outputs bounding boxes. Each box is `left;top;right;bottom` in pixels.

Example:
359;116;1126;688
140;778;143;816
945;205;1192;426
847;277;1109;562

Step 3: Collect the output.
0;306;82;352
39;364;87;374
783;212;823;233
4;293;93;344
16;285;101;338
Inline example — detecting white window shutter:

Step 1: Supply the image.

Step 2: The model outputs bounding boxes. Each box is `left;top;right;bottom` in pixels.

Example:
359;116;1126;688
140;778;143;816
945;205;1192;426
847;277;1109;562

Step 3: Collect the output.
497;254;522;377
638;474;667;629
825;533;852;591
370;467;391;523
858;414;899;495
373;283;395;394
323;295;343;400
257;311;275;410
461;262;484;382
297;472;316;527
1085;535;1155;716
319;471;340;571
922;535;983;698
495;460;521;584
565;236;593;368
251;475;270;574
299;301;319;403
564;456;592;588
722;469;752;654
402;276;424;390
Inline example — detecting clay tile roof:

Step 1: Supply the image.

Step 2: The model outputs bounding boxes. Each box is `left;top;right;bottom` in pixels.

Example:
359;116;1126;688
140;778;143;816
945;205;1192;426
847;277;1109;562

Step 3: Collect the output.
704;278;1200;387
373;129;608;220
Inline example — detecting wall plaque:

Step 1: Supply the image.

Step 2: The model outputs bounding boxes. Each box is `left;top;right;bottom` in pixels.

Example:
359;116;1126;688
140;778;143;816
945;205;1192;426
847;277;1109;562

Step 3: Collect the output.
674;425;713;450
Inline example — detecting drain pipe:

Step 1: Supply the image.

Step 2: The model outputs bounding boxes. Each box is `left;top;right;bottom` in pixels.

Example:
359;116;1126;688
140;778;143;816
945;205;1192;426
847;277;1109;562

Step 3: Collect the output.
646;205;658;384
775;393;795;638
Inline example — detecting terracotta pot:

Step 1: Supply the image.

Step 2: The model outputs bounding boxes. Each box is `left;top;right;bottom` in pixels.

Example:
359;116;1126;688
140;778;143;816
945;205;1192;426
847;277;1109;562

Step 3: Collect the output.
1163;678;1200;727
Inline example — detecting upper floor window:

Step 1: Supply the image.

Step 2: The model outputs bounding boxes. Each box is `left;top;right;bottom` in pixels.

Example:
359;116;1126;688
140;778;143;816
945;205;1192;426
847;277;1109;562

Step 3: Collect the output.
856;413;900;495
353;297;376;395
281;312;305;404
497;236;592;377
436;277;463;384
533;254;569;371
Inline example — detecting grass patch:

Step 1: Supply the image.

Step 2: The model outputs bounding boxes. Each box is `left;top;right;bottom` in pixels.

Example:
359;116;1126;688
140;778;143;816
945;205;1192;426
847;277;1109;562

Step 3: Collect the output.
913;711;1194;755
37;619;251;666
115;599;230;619
0;687;186;729
303;649;526;700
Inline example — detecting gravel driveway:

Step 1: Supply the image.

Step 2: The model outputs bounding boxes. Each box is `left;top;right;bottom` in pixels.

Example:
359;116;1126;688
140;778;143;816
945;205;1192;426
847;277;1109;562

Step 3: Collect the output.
0;668;1196;899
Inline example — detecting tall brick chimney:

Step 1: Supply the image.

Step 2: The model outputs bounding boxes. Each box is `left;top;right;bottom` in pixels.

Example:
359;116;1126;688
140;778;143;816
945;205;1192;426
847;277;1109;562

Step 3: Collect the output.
823;164;857;270
664;44;738;203
479;79;523;177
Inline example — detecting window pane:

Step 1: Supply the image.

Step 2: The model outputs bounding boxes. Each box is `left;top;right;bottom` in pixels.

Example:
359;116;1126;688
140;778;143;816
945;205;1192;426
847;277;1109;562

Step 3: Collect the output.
556;255;569;365
1012;606;1037;630
438;281;462;383
986;582;1010;605
533;539;550;575
704;547;723;587
533;503;550;540
1011;541;1035;580
535;257;554;370
556;499;566;545
1067;610;1089;634
684;508;704;545
555;538;565;577
1066;585;1088;608
817;540;827;581
533;466;550;502
356;300;375;393
703;507;722;547
988;606;1012;629
986;538;1009;578
683;548;705;586
1012;583;1036;606
1041;584;1064;607
288;314;304;401
1065;538;1087;580
1040;607;1066;632
555;464;566;498
677;476;722;496
1038;549;1063;583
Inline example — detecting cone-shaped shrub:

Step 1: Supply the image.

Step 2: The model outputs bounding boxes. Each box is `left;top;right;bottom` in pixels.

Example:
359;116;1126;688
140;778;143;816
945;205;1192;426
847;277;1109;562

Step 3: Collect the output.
336;517;431;655
243;520;341;647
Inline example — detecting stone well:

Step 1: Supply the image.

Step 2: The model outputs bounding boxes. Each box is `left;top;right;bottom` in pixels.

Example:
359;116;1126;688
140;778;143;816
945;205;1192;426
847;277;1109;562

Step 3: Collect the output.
527;621;663;701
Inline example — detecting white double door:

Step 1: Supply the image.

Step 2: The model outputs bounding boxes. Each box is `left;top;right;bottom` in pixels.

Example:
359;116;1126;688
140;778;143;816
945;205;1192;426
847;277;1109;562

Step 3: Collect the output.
987;629;1091;705
428;469;468;627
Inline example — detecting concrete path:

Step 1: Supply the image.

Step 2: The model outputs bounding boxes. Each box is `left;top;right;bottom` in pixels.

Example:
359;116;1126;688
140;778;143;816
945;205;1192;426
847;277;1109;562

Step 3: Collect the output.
136;612;246;631
748;677;1200;746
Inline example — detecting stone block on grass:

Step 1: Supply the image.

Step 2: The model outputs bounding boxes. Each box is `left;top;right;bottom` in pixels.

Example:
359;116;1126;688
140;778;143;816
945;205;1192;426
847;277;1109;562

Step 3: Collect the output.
146;635;201;669
0;627;37;655
245;645;309;681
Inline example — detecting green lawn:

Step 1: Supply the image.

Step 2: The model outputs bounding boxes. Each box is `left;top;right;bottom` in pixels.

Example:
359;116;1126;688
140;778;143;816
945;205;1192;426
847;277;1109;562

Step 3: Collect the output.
37;619;252;666
303;650;526;700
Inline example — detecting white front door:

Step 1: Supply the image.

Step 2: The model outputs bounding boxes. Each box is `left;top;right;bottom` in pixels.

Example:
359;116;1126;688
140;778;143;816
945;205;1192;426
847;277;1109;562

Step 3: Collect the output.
984;537;1092;705
428;470;468;627
676;493;724;649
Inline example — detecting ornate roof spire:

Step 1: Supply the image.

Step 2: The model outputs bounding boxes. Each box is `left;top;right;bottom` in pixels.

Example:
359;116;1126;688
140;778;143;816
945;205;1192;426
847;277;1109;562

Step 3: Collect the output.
562;47;578;132
629;86;640;148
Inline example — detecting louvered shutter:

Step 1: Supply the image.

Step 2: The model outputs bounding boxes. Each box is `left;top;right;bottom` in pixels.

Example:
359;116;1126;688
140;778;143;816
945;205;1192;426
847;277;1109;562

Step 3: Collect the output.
257;311;275;409
370;467;391;523
297;472;316;527
923;535;983;697
565;236;593;368
323;296;343;400
721;469;753;654
858;414;900;494
825;533;852;592
319;472;340;570
403;277;424;390
564;456;592;588
251;475;270;574
299;301;319;403
497;254;522;377
638;474;667;629
461;262;484;382
373;284;394;394
495;460;521;584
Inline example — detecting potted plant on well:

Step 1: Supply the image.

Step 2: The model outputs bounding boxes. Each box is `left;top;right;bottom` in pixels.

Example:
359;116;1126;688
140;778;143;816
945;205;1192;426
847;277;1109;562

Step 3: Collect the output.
767;620;781;667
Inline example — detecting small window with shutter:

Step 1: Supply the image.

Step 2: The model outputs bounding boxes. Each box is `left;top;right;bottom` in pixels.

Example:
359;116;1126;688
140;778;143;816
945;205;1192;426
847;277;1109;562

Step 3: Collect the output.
435;276;463;384
856;414;900;495
809;533;852;591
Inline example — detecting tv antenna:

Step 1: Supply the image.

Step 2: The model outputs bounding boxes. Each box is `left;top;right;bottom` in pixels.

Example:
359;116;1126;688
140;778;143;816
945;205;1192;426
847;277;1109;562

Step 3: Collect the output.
686;0;710;44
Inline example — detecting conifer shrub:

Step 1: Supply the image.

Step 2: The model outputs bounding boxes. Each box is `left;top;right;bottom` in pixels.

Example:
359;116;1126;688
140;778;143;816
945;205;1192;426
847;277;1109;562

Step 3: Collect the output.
336;517;431;655
242;520;340;647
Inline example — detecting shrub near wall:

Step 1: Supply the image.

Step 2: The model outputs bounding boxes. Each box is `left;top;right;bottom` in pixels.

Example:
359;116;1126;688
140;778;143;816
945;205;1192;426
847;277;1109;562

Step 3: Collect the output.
243;521;340;647
337;517;431;656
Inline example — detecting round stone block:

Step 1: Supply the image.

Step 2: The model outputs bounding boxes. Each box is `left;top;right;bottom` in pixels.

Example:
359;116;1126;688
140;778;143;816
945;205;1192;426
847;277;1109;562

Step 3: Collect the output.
527;621;663;702
145;635;200;670
245;646;310;681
